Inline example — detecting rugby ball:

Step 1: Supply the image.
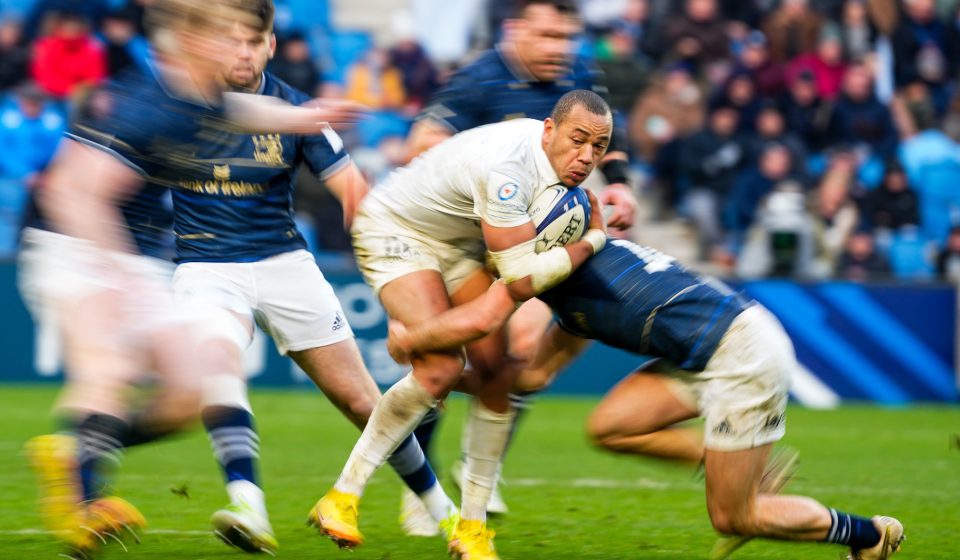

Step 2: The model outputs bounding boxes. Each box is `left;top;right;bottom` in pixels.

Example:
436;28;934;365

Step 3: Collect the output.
529;185;591;252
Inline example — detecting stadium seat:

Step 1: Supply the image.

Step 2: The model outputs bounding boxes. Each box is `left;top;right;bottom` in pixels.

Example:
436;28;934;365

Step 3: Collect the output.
0;178;27;258
911;160;960;244
886;227;935;280
311;29;373;85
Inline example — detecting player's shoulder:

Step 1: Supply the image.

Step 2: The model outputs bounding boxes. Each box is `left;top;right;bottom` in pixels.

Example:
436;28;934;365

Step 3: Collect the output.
448;48;513;86
261;72;311;105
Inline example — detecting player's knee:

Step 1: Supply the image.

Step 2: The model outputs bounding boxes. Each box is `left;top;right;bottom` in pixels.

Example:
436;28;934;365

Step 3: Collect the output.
585;411;617;450
708;508;757;537
508;328;541;363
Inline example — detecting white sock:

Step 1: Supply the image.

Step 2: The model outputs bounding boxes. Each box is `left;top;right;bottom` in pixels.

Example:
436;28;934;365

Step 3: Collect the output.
460;400;515;522
227;479;267;518
420;482;458;522
334;373;436;496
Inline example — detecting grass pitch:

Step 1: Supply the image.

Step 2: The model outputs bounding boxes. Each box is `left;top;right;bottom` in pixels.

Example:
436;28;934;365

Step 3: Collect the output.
0;385;957;559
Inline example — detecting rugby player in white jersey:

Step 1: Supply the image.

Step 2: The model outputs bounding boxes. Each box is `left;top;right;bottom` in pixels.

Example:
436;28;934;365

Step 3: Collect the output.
309;90;610;560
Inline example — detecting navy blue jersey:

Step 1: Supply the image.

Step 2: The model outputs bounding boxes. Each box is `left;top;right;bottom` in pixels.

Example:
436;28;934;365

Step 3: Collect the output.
538;239;754;371
25;66;186;258
168;72;349;263
420;47;608;132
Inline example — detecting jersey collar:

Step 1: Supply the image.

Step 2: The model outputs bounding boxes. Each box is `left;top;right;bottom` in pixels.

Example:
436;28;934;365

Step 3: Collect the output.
531;124;561;188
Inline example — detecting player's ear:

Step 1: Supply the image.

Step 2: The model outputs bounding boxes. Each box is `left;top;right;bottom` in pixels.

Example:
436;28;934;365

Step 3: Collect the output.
542;117;556;146
268;33;277;59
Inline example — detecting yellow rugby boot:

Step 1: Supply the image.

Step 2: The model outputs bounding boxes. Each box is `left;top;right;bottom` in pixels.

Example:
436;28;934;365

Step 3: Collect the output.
307;488;363;548
24;434;85;538
448;519;499;560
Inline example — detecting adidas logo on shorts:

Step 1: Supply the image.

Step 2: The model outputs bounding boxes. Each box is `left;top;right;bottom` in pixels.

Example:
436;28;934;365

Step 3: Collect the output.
332;312;344;331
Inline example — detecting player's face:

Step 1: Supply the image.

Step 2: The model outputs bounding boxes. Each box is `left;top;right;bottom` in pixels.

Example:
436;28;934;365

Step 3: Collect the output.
510;5;582;82
542;105;612;187
223;22;275;90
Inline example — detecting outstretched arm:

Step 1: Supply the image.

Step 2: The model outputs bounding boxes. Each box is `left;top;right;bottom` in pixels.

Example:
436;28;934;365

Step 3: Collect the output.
388;281;518;363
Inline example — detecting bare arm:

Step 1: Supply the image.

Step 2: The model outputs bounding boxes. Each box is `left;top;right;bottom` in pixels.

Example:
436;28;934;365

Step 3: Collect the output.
401;118;453;163
42;139;141;254
516;323;591;392
223;92;366;134
387;280;518;363
322;161;370;229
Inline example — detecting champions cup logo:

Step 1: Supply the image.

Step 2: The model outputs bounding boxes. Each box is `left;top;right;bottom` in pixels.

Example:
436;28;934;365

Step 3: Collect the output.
253;134;284;166
213;164;230;181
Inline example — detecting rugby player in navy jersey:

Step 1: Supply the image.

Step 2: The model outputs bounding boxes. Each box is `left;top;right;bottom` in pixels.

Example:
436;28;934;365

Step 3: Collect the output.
17;1;305;556
165;0;457;553
387;238;905;560
400;0;641;525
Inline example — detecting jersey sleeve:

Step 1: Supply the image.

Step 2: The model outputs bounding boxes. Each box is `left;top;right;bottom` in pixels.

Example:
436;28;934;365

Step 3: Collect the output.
65;84;154;175
301;126;351;180
474;166;535;229
418;70;485;133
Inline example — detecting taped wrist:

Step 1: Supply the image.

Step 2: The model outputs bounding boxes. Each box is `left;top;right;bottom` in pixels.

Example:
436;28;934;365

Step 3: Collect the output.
582;229;607;255
489;238;573;294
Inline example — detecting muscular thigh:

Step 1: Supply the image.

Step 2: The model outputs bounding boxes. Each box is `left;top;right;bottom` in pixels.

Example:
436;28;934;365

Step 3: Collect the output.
588;370;699;440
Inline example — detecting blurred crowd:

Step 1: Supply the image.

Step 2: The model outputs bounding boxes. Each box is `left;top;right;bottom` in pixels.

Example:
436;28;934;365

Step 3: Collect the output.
3;0;960;283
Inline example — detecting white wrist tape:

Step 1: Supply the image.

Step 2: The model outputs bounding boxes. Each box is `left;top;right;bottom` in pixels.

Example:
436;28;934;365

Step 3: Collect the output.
489;238;573;294
582;229;607;255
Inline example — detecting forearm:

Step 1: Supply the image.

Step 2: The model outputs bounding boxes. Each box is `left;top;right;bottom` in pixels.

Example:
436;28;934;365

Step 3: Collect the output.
404;282;517;353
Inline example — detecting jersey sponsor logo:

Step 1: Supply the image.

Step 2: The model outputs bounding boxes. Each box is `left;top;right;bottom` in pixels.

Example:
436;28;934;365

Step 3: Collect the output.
498;183;519;201
712;419;733;436
762;413;785;431
252;133;285;166
332;311;345;331
178;177;265;197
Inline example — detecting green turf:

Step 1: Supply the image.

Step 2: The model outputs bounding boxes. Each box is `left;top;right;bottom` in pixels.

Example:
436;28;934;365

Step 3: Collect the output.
1;385;957;559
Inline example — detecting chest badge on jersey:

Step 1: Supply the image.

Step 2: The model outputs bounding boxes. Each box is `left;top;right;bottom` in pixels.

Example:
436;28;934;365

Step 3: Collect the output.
498;183;519;201
213;164;230;181
252;133;284;166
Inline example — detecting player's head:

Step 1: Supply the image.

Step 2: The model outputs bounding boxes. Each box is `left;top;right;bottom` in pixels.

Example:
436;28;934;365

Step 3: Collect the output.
504;0;581;82
146;0;260;74
221;0;276;90
542;90;612;187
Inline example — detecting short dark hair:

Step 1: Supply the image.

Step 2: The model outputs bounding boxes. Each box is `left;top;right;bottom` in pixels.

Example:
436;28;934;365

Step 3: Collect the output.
550;89;611;125
233;0;274;33
513;0;578;18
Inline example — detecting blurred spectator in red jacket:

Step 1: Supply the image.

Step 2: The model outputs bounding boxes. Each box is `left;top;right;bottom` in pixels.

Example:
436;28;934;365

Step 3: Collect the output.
30;11;106;99
787;28;847;99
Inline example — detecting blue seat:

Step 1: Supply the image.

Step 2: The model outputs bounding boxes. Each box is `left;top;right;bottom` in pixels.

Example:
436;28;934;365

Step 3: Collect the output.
312;29;372;85
0;178;27;258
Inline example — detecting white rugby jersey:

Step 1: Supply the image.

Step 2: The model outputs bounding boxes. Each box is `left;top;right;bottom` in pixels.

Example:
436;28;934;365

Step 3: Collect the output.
359;119;562;243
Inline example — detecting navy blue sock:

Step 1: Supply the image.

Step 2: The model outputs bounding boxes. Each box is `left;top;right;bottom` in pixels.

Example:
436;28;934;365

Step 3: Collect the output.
201;406;260;485
413;406;442;472
387;435;437;494
823;509;881;550
73;414;127;501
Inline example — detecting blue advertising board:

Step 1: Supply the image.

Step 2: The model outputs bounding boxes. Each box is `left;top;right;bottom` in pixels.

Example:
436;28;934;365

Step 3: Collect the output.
0;261;955;404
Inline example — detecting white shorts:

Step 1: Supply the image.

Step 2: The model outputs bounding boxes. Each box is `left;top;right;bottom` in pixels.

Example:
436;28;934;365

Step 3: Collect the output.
17;227;193;334
351;206;485;295
655;305;793;452
172;249;353;355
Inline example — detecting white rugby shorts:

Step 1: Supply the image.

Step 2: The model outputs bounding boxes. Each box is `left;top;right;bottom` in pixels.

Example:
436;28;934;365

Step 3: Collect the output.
351;203;486;296
655;305;793;452
172;249;353;355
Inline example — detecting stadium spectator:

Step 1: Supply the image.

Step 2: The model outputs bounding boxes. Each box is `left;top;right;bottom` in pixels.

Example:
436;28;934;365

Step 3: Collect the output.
734;30;787;99
344;47;406;111
99;6;147;77
657;0;730;69
629;63;705;162
710;70;763;132
594;21;651;115
746;102;809;174
936;225;960;282
864;162;920;229
780;69;831;151
891;0;959;114
678;104;745;260
0;82;63;183
837;229;891;280
825;62;898;161
268;31;322;96
838;0;877;61
22;0;109;40
387;13;438;113
724;143;797;257
0;16;29;91
30;11;106;99
762;0;825;62
809;150;861;274
786;28;848;100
